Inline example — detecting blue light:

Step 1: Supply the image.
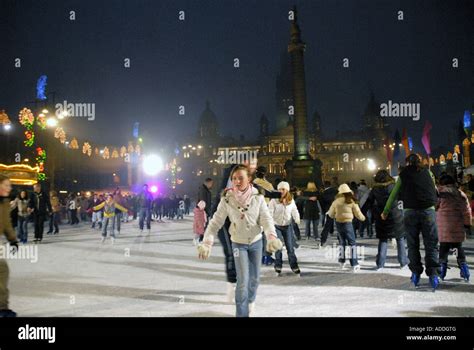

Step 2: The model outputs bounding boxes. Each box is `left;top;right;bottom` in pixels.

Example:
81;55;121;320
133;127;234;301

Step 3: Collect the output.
36;75;47;100
464;110;471;129
408;137;413;150
133;122;139;138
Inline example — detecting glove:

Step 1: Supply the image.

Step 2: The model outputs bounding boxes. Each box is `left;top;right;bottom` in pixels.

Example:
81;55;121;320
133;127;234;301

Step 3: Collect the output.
9;241;18;254
197;243;212;260
266;235;283;253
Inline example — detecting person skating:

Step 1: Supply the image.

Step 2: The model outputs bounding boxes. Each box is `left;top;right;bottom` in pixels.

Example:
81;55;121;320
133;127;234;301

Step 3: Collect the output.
137;184;153;234
89;193;103;229
436;174;471;282
357;180;372;238
0;174;19;317
197;178;213;220
93;194;127;244
253;166;277;266
328;184;365;272
382;154;440;290
68;193;79;225
113;187;125;235
177;197;185;219
268;181;301;276
362;170;407;271
11;191;30;243
302;182;320;243
184;195;191;215
193;200;207;245
210;164;238;303
198;164;283;317
320;180;338;246
29;183;52;243
48;191;61;235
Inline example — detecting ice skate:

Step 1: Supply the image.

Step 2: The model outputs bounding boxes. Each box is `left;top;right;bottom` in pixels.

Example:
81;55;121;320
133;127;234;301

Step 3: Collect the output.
440;263;448;281
429;275;439;291
352;265;361;273
274;266;282;276
460;263;470;282
410;273;420;288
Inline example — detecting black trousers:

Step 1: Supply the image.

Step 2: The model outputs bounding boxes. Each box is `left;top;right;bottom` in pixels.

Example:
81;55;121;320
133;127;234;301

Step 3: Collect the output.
34;214;46;240
217;221;237;284
439;242;466;265
321;215;334;244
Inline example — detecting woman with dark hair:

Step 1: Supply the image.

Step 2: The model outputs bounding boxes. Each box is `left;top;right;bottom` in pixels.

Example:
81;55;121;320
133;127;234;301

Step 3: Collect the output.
363;170;407;271
436;174;471;281
382;153;440;290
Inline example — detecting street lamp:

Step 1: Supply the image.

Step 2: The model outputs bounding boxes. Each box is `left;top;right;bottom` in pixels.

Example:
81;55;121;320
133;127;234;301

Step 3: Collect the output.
143;154;164;176
367;158;376;171
46;117;58;127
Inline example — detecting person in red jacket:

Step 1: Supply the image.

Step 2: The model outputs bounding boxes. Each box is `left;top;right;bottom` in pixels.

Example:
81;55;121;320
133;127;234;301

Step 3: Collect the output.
193;200;207;245
436;174;471;281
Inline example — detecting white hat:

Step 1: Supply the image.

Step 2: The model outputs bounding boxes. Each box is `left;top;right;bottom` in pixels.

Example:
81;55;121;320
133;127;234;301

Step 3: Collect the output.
338;184;353;194
277;181;290;192
197;200;206;210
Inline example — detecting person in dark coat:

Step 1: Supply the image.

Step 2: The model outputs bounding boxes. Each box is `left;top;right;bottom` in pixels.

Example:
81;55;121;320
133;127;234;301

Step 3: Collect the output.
197;178;213;219
363;170;407;270
320;180;338;246
28;183;52;243
210;166;237;302
302;182;320;241
382;154;440;290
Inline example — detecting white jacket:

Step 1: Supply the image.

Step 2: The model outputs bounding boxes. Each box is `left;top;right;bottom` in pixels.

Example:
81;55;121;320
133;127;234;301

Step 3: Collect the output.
268;199;300;226
203;187;276;245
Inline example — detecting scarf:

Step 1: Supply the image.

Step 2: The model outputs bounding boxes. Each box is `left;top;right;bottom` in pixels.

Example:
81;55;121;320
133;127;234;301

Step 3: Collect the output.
232;184;254;208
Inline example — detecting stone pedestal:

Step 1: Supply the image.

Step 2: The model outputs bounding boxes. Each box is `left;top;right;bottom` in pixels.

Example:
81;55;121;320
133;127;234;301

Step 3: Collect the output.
285;158;323;189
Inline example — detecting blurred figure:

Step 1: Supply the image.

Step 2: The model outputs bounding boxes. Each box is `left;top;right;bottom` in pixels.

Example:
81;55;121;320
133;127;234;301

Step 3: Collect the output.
0;174;19;317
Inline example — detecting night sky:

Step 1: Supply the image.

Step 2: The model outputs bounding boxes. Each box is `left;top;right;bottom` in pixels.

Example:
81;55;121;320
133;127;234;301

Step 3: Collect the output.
1;0;473;153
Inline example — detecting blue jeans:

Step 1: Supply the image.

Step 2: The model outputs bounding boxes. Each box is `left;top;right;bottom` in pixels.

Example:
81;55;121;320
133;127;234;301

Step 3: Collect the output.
102;217;116;238
232;239;263;317
336;222;358;266
304;219;319;239
139;208;151;230
376;237;408;268
17;216;28;242
404;208;440;277
275;225;298;269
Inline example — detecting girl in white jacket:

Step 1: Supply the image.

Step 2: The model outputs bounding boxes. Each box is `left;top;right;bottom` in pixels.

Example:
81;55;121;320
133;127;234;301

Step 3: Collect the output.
198;164;283;317
268;181;301;276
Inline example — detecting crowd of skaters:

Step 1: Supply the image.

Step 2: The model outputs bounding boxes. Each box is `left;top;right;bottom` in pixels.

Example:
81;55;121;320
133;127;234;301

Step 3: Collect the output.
5;184;194;245
195;155;472;317
0;151;473;317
